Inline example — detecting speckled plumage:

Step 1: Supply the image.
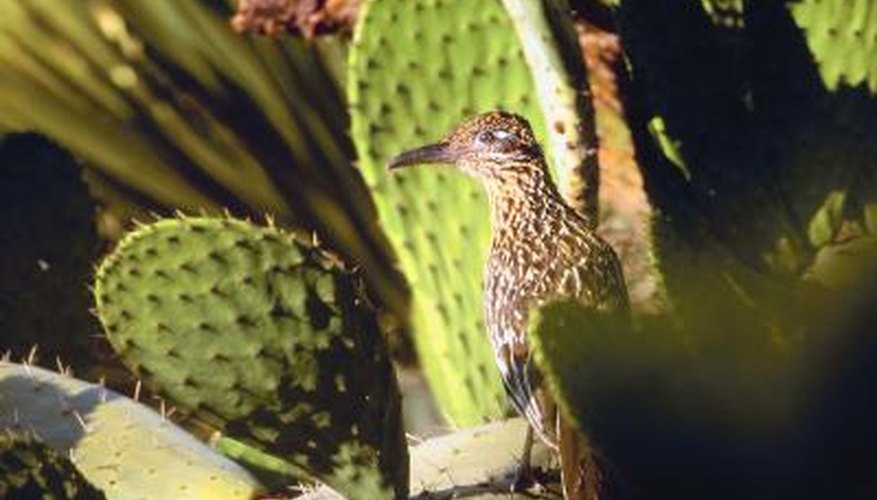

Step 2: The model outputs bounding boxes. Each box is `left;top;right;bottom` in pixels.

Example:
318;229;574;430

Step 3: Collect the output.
483;157;628;445
389;111;629;499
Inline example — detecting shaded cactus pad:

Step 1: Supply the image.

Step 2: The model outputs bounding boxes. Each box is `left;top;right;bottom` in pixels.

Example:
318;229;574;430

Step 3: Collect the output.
0;431;105;500
94;217;408;499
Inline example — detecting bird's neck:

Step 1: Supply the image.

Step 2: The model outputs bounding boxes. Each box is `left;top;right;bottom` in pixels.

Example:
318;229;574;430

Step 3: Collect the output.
484;164;570;236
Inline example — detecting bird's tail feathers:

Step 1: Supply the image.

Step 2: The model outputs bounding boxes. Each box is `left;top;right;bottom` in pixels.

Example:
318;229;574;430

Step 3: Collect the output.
558;414;604;500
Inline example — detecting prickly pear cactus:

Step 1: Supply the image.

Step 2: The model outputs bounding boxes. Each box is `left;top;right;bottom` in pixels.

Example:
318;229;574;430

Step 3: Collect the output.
609;0;877;336
0;0;408;323
94;217;408;499
406;418;559;498
299;419;560;499
0;431;105;500
349;0;553;425
526;299;818;498
501;0;601;221
0;362;262;499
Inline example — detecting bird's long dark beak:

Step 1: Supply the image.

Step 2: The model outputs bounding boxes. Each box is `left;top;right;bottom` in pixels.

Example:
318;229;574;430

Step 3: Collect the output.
387;142;457;170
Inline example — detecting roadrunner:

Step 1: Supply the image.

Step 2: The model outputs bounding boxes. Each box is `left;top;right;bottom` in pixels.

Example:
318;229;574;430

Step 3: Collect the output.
388;111;629;499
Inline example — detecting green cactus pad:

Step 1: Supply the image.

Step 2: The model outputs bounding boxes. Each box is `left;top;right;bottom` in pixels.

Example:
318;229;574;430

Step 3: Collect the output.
501;0;601;221
791;0;877;92
528;297;810;430
349;0;554;426
299;418;560;499
0;362;261;499
94;217;407;499
0;431;105;500
525;298;877;497
526;300;682;437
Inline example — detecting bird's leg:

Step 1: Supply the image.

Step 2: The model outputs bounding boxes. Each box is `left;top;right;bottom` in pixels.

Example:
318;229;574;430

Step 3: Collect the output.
510;426;535;492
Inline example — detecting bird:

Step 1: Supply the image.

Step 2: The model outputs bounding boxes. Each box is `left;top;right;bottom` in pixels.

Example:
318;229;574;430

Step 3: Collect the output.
388;111;629;500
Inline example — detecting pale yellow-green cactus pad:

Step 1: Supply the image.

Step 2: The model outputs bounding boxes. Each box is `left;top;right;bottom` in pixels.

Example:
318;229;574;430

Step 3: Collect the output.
0;362;263;500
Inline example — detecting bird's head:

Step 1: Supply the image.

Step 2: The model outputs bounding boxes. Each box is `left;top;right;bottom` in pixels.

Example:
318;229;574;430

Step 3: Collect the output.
387;111;544;180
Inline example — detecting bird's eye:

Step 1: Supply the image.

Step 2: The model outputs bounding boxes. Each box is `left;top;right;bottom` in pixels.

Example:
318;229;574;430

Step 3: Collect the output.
475;129;515;145
474;130;496;144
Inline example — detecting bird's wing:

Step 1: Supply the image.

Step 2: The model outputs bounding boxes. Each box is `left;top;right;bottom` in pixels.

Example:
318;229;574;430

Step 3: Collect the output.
510;234;628;444
559;411;606;500
557;232;630;314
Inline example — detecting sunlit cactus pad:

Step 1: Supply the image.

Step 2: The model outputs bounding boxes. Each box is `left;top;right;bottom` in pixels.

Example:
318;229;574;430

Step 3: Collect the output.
94;217;407;499
791;0;877;92
0;362;261;500
299;418;559;499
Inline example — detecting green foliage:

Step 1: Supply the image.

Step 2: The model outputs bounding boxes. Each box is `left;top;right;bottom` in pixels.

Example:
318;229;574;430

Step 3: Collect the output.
0;362;262;499
94;217;408;499
0;134;101;372
350;0;594;425
1;431;106;500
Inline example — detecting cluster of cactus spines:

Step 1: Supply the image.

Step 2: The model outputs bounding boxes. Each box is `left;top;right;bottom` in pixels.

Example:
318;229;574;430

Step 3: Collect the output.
1;431;106;500
94;217;408;499
349;0;557;425
790;0;877;92
0;134;101;373
0;361;262;499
